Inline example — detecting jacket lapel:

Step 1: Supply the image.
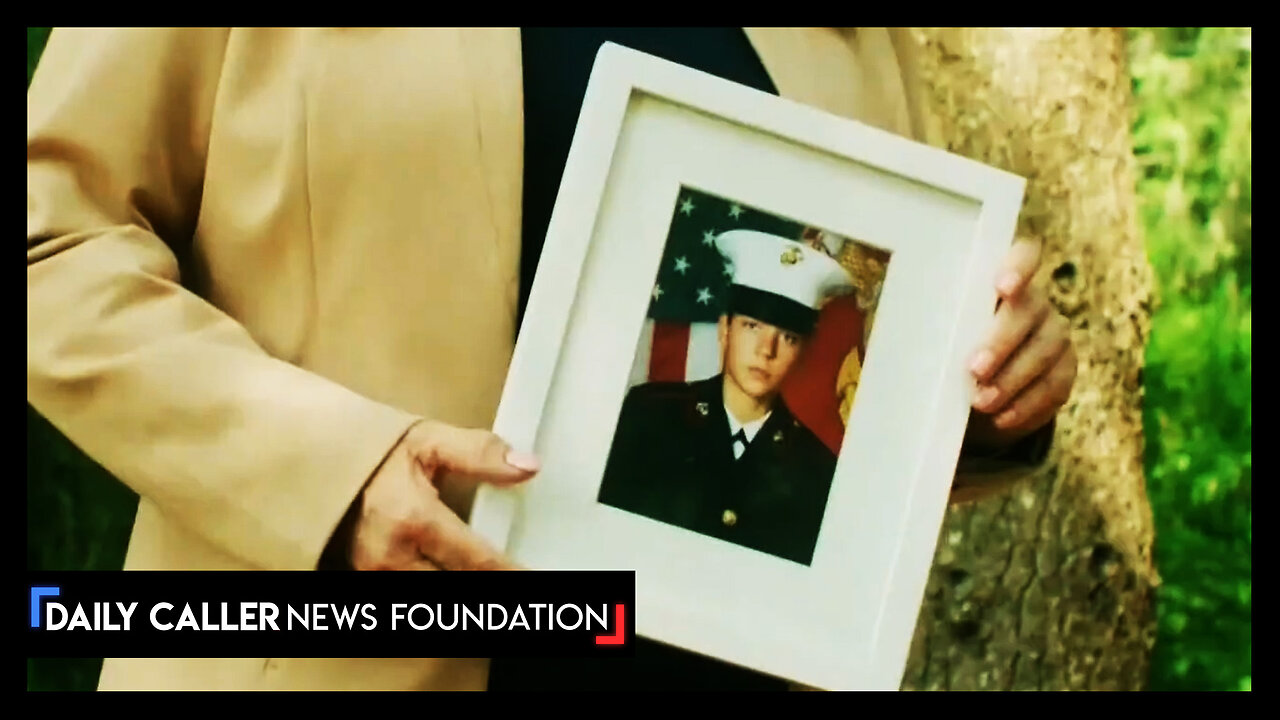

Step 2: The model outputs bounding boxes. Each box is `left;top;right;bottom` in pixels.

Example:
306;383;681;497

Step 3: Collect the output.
738;397;793;468
457;29;525;263
743;27;915;137
692;375;737;473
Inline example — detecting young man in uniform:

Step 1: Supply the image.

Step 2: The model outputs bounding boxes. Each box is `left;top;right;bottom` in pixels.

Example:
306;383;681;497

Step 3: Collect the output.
599;230;856;566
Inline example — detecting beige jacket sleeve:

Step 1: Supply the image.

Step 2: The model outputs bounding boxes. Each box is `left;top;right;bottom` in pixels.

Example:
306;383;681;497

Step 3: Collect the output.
27;28;421;570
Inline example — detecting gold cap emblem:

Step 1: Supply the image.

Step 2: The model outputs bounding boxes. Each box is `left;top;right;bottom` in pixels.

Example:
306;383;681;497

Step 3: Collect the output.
722;509;738;527
780;247;803;266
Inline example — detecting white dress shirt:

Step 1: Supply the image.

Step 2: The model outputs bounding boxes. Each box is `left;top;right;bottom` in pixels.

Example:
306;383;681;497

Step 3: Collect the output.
725;404;772;460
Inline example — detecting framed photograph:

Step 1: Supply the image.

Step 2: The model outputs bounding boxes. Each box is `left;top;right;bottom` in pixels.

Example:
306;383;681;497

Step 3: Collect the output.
470;43;1026;691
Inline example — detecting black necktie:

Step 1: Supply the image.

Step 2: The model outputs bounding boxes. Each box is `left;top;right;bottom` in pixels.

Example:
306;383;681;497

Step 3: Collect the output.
732;429;748;460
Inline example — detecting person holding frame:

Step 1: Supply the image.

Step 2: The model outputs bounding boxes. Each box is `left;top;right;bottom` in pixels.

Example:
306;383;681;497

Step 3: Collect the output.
27;27;1076;691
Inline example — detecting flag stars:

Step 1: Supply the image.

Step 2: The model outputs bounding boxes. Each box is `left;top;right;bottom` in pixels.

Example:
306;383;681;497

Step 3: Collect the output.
728;203;743;220
680;197;696;216
652;284;664;301
696;288;713;305
723;262;734;277
674;257;691;274
702;230;717;247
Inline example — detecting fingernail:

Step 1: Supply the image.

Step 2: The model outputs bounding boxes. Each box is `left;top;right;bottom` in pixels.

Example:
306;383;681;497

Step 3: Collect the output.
970;350;993;377
998;272;1022;296
974;386;999;410
505;450;540;472
995;409;1017;428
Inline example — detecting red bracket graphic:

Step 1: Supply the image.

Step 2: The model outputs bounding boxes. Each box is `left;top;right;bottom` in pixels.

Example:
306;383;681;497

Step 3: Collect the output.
594;604;626;645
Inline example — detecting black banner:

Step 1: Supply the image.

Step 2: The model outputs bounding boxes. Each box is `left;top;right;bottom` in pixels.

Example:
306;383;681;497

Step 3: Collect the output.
26;571;634;658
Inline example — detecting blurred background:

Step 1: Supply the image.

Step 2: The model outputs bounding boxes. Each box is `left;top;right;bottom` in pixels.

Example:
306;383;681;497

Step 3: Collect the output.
26;27;1250;692
1126;27;1251;692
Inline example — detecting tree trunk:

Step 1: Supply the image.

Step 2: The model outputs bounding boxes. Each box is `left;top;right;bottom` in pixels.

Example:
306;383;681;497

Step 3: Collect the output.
894;27;1159;691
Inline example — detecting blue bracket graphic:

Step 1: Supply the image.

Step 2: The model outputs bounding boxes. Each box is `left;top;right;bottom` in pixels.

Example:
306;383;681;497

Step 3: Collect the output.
30;586;60;628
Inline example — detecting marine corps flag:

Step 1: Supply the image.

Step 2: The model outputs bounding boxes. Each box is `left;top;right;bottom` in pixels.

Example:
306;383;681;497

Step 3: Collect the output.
627;187;885;455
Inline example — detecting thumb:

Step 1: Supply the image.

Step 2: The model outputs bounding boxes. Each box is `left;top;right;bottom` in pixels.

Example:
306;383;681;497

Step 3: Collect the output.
413;421;539;486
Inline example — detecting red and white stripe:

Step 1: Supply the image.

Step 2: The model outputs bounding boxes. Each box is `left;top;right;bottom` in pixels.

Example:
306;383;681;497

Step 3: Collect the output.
628;320;723;387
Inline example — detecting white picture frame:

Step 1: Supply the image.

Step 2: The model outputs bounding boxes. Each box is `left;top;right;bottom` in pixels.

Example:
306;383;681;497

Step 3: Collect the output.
470;42;1026;691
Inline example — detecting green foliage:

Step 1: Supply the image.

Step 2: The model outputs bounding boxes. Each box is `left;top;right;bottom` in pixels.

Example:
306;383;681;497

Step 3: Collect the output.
24;27;1251;692
27;405;138;692
28;27;50;89
1129;27;1252;692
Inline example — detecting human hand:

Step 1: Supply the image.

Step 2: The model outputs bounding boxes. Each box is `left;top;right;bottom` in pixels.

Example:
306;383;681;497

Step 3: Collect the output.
966;238;1077;450
347;420;539;571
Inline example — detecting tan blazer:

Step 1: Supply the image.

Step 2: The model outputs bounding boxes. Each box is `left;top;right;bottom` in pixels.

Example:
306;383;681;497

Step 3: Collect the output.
27;27;959;691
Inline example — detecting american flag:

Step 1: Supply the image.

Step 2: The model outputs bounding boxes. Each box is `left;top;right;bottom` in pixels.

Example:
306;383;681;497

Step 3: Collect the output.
626;187;871;456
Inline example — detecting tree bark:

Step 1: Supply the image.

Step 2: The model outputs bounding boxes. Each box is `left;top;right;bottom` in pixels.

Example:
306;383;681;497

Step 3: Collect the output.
892;27;1158;691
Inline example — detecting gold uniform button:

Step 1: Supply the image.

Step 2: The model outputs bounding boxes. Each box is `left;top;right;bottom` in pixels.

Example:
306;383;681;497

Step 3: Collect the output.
722;509;738;527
